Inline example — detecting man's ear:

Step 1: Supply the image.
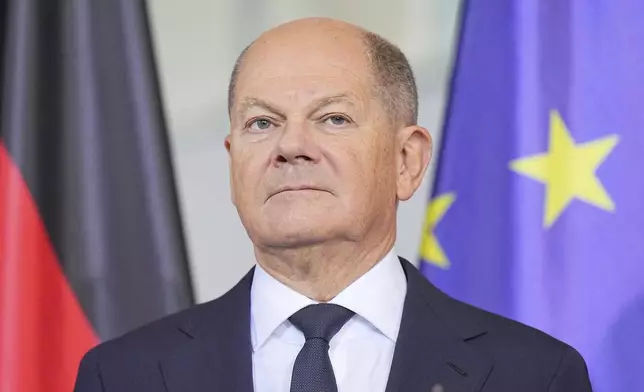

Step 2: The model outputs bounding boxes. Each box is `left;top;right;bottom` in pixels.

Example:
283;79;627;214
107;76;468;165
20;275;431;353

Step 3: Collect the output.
224;134;237;206
396;125;432;201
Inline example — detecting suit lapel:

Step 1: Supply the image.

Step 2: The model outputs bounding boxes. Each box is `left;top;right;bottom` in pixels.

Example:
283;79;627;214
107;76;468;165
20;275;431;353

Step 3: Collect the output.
385;259;494;392
160;268;256;392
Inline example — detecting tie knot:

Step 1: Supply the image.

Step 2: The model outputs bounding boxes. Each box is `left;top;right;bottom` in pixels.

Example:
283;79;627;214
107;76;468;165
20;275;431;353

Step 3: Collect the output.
289;303;355;342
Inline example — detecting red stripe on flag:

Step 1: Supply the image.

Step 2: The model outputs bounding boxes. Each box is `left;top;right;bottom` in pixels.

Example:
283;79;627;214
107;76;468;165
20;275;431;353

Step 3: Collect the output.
0;143;98;392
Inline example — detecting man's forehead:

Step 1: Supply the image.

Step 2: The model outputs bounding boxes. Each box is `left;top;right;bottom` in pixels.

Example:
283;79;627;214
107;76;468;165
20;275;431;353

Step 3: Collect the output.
242;90;356;102
239;27;371;83
229;21;379;117
235;92;363;115
241;54;371;83
236;51;373;95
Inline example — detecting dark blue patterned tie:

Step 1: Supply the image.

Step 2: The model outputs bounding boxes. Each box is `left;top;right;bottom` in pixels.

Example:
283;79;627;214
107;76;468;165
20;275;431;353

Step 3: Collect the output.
289;303;355;392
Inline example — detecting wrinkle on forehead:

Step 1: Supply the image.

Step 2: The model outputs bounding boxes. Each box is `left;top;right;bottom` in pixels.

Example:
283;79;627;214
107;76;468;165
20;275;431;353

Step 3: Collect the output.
236;92;366;121
234;67;375;118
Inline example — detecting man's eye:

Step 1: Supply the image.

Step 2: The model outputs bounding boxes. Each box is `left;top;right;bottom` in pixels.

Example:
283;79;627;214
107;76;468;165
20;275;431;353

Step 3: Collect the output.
324;115;350;126
249;119;273;131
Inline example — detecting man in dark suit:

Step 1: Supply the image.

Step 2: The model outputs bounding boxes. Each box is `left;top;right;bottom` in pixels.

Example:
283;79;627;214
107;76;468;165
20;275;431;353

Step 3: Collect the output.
74;17;592;391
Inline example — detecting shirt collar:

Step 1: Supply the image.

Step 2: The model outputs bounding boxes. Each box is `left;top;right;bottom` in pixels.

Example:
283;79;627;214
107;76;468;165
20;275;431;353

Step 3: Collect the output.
329;249;406;342
250;261;316;351
250;248;407;350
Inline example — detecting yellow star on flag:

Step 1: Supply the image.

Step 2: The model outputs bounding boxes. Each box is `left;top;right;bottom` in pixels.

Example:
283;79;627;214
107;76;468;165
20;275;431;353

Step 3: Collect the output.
509;110;619;228
419;193;456;269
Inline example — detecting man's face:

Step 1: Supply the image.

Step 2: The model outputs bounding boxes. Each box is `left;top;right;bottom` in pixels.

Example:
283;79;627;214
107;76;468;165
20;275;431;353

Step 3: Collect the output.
226;28;399;249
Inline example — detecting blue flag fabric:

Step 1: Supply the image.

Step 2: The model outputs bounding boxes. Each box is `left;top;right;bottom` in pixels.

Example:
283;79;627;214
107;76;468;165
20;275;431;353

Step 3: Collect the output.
419;1;644;390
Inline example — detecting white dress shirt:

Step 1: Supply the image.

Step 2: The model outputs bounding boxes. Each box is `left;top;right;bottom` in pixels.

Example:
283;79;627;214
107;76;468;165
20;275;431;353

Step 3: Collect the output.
250;249;407;392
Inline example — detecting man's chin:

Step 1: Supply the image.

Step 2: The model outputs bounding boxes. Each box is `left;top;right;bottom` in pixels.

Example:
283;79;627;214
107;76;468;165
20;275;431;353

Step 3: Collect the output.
253;205;345;247
256;227;336;249
261;202;335;224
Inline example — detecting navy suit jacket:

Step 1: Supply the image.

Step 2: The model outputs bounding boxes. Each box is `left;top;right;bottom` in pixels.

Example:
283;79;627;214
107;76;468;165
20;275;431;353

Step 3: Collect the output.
74;258;593;391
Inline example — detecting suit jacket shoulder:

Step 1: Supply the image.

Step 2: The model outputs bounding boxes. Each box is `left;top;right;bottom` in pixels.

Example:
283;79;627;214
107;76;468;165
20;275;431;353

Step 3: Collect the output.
395;257;593;391
74;268;255;392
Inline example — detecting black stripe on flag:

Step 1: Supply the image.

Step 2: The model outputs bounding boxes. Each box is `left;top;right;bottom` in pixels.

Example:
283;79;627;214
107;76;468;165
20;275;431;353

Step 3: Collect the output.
1;0;194;341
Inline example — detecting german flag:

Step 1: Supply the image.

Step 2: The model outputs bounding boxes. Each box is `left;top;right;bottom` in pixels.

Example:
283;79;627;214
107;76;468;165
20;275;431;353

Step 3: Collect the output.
0;1;194;390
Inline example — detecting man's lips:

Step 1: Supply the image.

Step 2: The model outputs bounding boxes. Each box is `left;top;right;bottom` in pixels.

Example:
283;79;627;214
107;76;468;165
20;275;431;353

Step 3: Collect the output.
267;185;331;200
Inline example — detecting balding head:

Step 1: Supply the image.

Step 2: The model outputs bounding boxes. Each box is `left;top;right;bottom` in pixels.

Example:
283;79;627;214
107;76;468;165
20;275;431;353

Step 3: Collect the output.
227;18;418;127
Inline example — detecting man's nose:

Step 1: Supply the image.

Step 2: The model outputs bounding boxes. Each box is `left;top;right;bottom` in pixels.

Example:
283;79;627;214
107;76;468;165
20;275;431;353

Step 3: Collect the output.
273;121;321;165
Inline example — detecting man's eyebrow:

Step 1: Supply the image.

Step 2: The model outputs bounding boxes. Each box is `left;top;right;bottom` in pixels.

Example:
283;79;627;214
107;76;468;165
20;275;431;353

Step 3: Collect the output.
238;98;287;119
308;93;357;114
237;93;358;119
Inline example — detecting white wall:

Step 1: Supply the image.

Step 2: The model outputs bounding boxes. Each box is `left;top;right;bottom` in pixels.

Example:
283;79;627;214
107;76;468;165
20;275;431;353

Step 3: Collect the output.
147;0;462;303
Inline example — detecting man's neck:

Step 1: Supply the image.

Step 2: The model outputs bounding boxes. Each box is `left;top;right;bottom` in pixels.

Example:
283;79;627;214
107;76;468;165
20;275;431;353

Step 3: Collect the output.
254;235;396;302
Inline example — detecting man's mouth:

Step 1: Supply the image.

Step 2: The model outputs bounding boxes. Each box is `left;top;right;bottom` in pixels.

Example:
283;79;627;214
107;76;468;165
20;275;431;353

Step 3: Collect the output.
268;185;331;200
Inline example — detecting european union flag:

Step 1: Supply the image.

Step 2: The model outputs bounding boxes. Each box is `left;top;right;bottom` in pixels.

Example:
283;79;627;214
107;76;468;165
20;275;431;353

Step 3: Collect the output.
419;1;644;390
